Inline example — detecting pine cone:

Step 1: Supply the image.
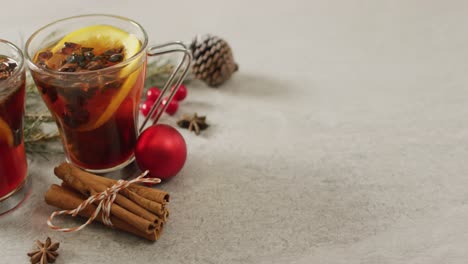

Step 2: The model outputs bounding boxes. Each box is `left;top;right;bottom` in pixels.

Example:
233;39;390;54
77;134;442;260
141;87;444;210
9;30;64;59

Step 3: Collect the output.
190;35;238;87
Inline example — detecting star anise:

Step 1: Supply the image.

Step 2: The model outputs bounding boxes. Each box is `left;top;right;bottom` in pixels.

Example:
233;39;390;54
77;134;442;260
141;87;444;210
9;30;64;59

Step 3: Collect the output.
27;237;60;264
177;113;209;135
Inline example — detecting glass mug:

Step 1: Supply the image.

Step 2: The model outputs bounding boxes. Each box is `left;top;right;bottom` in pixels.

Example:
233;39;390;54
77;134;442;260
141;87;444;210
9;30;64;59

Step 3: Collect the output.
0;39;29;214
25;14;191;173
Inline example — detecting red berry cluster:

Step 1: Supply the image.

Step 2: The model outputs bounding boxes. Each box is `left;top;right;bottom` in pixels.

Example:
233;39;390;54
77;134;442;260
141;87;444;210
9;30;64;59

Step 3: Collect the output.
140;84;187;117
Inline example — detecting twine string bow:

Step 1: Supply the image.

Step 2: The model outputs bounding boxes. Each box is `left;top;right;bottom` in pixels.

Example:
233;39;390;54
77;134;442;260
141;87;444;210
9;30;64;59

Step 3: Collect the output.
47;170;160;232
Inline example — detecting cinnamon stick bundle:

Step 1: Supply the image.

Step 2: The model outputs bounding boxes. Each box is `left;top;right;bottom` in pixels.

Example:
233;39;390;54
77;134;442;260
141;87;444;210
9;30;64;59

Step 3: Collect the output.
45;185;163;241
44;163;170;241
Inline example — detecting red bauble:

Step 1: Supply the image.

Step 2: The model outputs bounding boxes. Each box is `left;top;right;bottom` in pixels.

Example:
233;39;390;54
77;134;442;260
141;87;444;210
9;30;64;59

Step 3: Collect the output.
135;124;187;180
161;97;179;115
172;84;187;101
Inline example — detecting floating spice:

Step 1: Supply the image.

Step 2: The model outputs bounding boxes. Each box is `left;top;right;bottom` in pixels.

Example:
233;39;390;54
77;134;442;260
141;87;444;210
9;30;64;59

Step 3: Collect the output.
36;42;125;73
0;56;17;80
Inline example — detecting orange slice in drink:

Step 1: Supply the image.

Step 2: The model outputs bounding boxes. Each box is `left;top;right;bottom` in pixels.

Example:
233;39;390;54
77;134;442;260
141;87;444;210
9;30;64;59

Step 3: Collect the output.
0;117;13;146
51;25;142;131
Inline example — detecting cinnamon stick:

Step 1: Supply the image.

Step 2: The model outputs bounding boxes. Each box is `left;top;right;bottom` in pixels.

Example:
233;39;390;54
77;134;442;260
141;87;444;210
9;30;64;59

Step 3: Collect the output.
45;185;160;241
59;163;169;207
117;189;166;217
57;163;170;204
54;165;156;234
127;185;170;204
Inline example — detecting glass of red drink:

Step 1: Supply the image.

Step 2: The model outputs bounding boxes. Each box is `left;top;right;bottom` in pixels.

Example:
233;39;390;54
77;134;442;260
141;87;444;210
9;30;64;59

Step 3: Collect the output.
25;15;149;173
0;39;29;214
25;15;191;173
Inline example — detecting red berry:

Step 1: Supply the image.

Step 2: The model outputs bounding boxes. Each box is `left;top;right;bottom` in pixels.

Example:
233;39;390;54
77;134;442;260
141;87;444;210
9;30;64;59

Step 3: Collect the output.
146;87;161;101
140;100;155;117
172;84;187;101
161;97;179;115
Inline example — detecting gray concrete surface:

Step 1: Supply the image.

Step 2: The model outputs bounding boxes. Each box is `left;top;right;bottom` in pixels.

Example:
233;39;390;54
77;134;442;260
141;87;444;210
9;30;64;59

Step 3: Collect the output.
1;0;468;263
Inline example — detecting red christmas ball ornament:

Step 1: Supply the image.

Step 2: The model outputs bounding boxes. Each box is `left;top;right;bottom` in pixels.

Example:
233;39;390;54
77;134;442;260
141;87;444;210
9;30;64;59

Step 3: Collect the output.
135;124;187;180
172;84;187;101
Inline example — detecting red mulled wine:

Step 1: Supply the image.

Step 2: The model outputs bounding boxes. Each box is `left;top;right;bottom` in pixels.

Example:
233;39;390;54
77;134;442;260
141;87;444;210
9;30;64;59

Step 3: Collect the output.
31;40;146;171
0;56;27;199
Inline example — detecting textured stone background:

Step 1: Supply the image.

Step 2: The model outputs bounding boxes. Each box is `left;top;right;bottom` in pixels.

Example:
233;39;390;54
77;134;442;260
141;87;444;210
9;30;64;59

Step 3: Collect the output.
2;0;468;263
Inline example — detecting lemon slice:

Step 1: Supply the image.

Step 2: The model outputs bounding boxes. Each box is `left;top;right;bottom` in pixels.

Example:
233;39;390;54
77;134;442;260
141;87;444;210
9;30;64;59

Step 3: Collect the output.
51;25;140;64
0;117;13;147
51;25;142;131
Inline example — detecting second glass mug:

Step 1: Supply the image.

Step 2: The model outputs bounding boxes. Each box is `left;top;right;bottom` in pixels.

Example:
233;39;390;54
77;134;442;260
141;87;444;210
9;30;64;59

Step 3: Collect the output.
25;14;191;173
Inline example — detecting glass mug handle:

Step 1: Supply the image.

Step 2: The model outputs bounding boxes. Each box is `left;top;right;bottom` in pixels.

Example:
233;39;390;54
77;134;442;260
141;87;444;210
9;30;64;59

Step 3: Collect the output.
139;42;192;133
